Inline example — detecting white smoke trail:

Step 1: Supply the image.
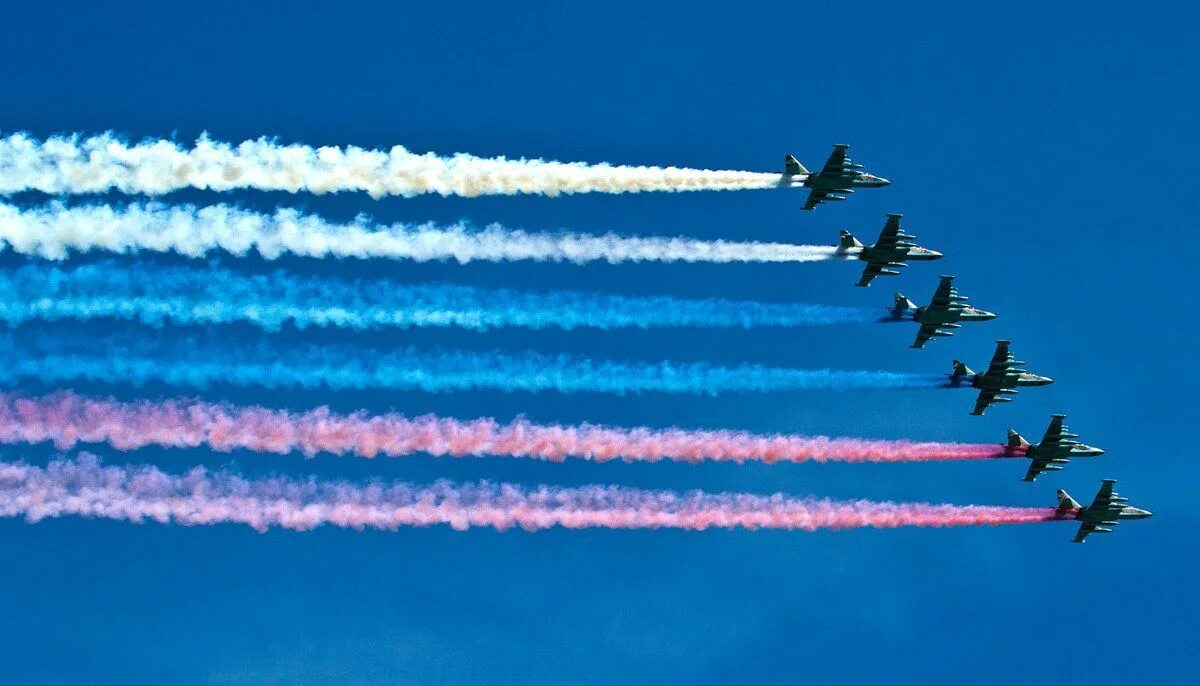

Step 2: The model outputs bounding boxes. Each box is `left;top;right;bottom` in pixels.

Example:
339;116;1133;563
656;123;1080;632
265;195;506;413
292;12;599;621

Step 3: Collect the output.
0;202;837;264
0;132;788;198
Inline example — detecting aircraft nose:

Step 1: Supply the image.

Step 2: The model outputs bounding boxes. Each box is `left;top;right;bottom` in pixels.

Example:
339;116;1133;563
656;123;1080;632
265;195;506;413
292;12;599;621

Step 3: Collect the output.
1132;508;1153;518
928;249;944;259
876;176;892;186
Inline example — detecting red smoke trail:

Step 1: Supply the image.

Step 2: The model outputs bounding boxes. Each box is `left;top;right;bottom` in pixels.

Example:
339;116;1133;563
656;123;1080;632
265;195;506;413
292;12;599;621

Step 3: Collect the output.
0;391;1010;464
0;455;1068;533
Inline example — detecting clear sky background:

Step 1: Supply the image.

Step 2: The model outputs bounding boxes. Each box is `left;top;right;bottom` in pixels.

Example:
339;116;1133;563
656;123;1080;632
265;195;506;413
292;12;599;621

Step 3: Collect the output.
0;1;1196;683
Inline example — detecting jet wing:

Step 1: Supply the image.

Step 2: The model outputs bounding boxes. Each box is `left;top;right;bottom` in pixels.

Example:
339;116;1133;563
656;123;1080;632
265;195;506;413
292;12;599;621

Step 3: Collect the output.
872;214;904;250
802;188;832;211
970;342;1017;414
820;144;852;175
856;261;885;287
1072;522;1099;543
855;215;909;285
1040;415;1066;448
1022;459;1052;482
801;145;856;210
1089;479;1124;512
970;388;998;416
912;322;942;349
985;340;1014;376
927;276;958;310
1023;415;1073;481
1073;480;1132;542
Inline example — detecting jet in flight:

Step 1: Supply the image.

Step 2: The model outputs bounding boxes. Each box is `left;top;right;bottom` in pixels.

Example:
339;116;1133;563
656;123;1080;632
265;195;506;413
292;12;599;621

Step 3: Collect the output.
783;144;891;210
948;340;1053;415
886;275;996;348
836;214;943;287
1006;414;1106;482
1056;479;1152;543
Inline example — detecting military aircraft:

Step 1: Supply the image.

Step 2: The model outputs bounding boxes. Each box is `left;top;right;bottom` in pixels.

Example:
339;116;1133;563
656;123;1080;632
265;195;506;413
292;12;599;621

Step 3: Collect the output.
1006;414;1106;482
886;275;996;348
948;340;1053;415
836;214;943;287
1056;479;1152;543
783;144;891;211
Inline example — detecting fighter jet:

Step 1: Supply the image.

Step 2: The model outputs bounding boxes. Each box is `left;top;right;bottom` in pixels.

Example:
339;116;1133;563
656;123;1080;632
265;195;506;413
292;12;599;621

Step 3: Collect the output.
836;214;943;287
783;144;891;211
1056;479;1152;543
886;275;996;348
1006;414;1106;482
948;340;1053;415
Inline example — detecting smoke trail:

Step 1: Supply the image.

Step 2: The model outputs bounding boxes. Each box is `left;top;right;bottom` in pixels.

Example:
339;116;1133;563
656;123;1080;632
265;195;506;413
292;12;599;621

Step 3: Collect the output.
0;454;1066;533
0;331;948;395
0;260;874;332
0;132;788;198
0;202;837;264
0;390;1008;463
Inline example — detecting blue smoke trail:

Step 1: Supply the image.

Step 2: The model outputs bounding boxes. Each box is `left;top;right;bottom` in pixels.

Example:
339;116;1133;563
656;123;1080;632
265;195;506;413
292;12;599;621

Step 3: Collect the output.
0;331;948;395
0;261;874;332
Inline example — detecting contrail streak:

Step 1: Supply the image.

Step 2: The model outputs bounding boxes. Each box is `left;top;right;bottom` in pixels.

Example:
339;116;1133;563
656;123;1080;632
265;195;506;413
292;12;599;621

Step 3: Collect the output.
0;260;874;332
0;331;949;395
0;132;787;198
0;202;837;264
0;391;1010;463
0;454;1067;533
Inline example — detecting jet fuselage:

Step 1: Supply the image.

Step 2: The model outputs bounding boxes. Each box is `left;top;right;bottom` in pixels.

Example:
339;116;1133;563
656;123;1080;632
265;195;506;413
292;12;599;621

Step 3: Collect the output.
1071;505;1154;524
1026;441;1106;460
860;244;943;263
803;171;892;191
910;305;996;326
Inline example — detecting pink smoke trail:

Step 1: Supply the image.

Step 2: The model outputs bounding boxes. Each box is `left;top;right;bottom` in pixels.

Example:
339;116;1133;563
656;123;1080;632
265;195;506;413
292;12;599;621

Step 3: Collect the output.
0;454;1068;533
0;390;1012;464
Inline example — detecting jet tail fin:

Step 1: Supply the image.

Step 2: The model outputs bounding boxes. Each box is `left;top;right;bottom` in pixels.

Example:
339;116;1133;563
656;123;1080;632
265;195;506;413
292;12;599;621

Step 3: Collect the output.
890;293;917;319
838;230;864;251
951;360;975;381
785;155;808;175
1056;490;1081;512
1007;429;1030;451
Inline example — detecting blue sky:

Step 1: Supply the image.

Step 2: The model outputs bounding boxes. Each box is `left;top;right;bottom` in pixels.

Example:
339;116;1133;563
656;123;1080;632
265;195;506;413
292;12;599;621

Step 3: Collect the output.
0;1;1196;683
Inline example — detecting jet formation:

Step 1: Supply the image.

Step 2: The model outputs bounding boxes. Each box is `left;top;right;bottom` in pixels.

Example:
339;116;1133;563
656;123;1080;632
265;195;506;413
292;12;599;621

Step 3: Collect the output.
793;143;1149;542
